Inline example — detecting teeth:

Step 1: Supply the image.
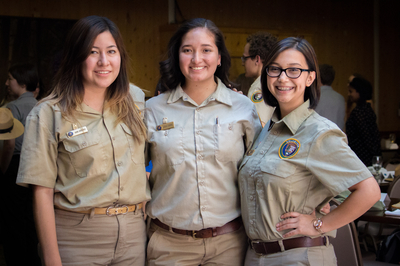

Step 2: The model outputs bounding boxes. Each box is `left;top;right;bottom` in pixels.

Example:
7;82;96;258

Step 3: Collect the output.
97;71;109;74
192;67;204;70
277;87;293;91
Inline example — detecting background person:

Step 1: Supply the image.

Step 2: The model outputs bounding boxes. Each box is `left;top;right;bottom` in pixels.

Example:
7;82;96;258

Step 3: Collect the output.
145;18;261;266
242;32;277;127
0;63;41;266
346;77;381;166
16;16;149;266
315;64;345;130
238;37;380;265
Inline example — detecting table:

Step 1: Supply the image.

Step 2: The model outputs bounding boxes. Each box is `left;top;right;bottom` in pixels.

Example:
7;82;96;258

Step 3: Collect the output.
358;210;400;225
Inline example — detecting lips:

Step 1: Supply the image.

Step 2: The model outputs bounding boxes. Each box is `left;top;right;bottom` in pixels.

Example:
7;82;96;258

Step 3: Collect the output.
190;66;205;70
277;86;294;91
95;70;111;74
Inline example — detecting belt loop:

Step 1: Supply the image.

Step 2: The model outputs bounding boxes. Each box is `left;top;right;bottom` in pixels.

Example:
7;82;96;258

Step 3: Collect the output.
89;208;96;219
278;240;285;252
134;204;139;215
324;236;329;246
168;226;174;233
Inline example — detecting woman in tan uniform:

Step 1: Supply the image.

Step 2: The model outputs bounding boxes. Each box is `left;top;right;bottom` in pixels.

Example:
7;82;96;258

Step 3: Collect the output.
16;16;150;266
238;37;380;265
145;18;261;265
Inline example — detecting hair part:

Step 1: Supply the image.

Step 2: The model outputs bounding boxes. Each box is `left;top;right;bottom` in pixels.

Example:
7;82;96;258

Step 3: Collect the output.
8;63;38;92
42;15;145;141
246;32;278;64
159;18;234;92
261;37;321;111
319;64;335;86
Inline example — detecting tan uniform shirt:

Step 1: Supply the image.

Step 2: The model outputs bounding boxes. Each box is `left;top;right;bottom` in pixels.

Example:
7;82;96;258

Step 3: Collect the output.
145;78;262;230
16;87;150;211
247;77;275;127
238;100;371;241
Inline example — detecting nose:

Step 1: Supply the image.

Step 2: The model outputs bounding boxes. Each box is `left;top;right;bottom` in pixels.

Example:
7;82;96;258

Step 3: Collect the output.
5;79;9;86
277;70;289;81
191;52;201;64
98;52;109;65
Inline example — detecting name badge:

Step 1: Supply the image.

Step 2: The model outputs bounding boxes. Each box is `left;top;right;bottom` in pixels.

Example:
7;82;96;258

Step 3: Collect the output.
67;126;88;138
157;122;175;131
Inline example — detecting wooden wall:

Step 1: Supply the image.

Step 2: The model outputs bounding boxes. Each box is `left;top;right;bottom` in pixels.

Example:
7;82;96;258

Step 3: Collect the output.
0;0;399;132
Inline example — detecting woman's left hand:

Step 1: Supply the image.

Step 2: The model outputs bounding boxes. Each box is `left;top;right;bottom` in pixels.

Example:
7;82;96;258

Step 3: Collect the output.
276;210;320;238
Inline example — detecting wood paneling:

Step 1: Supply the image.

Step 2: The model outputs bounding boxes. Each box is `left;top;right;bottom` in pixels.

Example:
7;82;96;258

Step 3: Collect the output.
0;0;398;131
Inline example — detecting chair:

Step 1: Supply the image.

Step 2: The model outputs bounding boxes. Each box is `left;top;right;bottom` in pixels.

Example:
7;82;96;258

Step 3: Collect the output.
330;199;364;266
387;175;400;209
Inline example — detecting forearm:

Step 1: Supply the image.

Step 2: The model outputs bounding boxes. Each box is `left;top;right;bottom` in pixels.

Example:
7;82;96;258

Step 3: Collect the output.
321;177;380;233
0;139;15;173
33;185;62;266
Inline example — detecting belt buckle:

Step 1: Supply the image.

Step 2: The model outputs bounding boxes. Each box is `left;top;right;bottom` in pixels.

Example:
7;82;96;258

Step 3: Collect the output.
250;240;265;256
106;205;129;216
192;230;197;240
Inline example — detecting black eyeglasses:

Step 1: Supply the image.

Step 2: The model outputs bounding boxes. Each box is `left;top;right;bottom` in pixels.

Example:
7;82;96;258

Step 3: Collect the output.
266;66;310;79
241;55;255;63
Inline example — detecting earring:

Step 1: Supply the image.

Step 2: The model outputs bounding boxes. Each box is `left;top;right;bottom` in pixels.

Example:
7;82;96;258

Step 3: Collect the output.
218;63;221;67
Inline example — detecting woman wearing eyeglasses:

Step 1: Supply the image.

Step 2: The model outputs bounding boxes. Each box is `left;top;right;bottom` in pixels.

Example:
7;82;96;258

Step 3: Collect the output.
238;37;380;265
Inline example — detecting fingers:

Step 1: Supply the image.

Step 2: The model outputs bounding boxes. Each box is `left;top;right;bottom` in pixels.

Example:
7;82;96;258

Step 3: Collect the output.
280;212;300;220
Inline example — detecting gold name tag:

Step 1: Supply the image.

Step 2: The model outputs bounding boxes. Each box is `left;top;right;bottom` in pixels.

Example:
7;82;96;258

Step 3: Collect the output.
67;126;88;138
156;122;175;131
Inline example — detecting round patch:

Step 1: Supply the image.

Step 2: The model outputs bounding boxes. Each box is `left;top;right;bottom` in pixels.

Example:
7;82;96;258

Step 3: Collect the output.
156;125;162;131
251;90;263;103
279;138;300;159
67;132;74;137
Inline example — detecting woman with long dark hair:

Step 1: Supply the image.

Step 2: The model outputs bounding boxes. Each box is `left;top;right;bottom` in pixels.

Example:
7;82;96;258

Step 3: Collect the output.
145;18;261;265
238;37;380;265
17;16;149;266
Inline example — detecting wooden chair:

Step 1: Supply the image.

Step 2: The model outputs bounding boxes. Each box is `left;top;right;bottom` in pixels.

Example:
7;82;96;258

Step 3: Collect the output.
330;199;364;266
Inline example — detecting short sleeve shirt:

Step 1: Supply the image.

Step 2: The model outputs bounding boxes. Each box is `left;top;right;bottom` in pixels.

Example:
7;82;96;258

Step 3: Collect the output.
247;77;275;127
145;78;262;230
6;92;37;155
238;100;372;241
16;90;150;211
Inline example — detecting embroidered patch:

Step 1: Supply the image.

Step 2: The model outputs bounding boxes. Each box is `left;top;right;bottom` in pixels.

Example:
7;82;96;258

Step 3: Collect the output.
279;138;300;159
251;90;263;103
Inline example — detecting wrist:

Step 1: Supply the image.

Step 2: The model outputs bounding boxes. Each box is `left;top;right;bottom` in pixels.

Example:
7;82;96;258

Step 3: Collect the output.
312;218;324;234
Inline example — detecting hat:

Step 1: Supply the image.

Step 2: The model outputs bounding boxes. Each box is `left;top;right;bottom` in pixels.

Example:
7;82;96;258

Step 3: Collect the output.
0;108;24;140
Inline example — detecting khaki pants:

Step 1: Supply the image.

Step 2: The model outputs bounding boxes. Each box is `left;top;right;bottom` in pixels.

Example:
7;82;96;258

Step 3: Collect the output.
147;221;248;266
244;243;337;266
55;208;146;266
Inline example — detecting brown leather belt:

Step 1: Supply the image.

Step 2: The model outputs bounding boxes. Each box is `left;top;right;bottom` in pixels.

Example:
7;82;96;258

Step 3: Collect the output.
250;236;328;255
56;203;142;216
152;217;242;239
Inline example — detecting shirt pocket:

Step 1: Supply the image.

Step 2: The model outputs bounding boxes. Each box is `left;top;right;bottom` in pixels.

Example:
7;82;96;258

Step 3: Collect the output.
214;123;244;162
150;127;184;166
260;159;296;178
121;123;145;164
62;130;106;178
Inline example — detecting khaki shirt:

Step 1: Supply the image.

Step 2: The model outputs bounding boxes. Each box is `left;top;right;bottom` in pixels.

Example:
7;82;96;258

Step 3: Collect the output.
16;87;150;211
238;100;371;241
145;78;262;230
247;77;275;127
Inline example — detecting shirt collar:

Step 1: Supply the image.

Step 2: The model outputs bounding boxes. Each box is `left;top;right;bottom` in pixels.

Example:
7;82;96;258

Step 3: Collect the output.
18;91;35;99
271;100;314;135
167;77;232;107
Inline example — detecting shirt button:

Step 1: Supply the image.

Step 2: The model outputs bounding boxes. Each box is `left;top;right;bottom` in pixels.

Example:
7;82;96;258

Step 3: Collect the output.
250;220;254;225
249;196;254;200
229;126;233;130
112;137;115;141
117;161;122;166
273;131;278;135
201;206;206;211
81;141;87;147
210;97;215;101
120;187;124;191
199;181;204;186
260;150;265;155
196;131;200;135
198;154;203;159
164;131;168;136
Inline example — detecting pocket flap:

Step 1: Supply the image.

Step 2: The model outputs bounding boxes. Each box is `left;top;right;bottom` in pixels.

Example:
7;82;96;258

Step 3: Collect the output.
63;130;100;153
260;159;296;178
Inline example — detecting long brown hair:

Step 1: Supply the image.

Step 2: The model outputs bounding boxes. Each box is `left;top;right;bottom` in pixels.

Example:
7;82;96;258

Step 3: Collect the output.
43;16;145;141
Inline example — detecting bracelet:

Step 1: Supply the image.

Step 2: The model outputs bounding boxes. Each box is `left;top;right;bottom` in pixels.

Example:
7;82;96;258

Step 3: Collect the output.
312;218;324;234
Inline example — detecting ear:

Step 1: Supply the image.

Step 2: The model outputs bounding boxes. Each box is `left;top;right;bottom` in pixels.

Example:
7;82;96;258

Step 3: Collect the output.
256;55;261;64
306;71;316;87
217;54;221;66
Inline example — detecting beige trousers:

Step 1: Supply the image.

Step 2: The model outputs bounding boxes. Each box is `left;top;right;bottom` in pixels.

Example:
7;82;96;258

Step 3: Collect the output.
147;221;248;266
55;208;146;266
244;243;337;266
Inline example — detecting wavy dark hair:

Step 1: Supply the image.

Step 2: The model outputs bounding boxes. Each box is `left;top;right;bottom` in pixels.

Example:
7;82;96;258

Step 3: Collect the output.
8;63;38;92
247;32;277;64
159;18;233;92
349;77;373;103
261;37;321;111
42;15;145;141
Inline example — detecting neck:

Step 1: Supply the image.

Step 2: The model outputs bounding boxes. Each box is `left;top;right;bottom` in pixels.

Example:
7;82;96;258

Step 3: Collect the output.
183;78;218;105
83;88;107;112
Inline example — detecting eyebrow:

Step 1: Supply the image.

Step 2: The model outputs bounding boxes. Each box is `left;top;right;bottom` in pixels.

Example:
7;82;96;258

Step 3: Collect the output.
92;45;118;49
270;62;303;67
181;44;214;48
